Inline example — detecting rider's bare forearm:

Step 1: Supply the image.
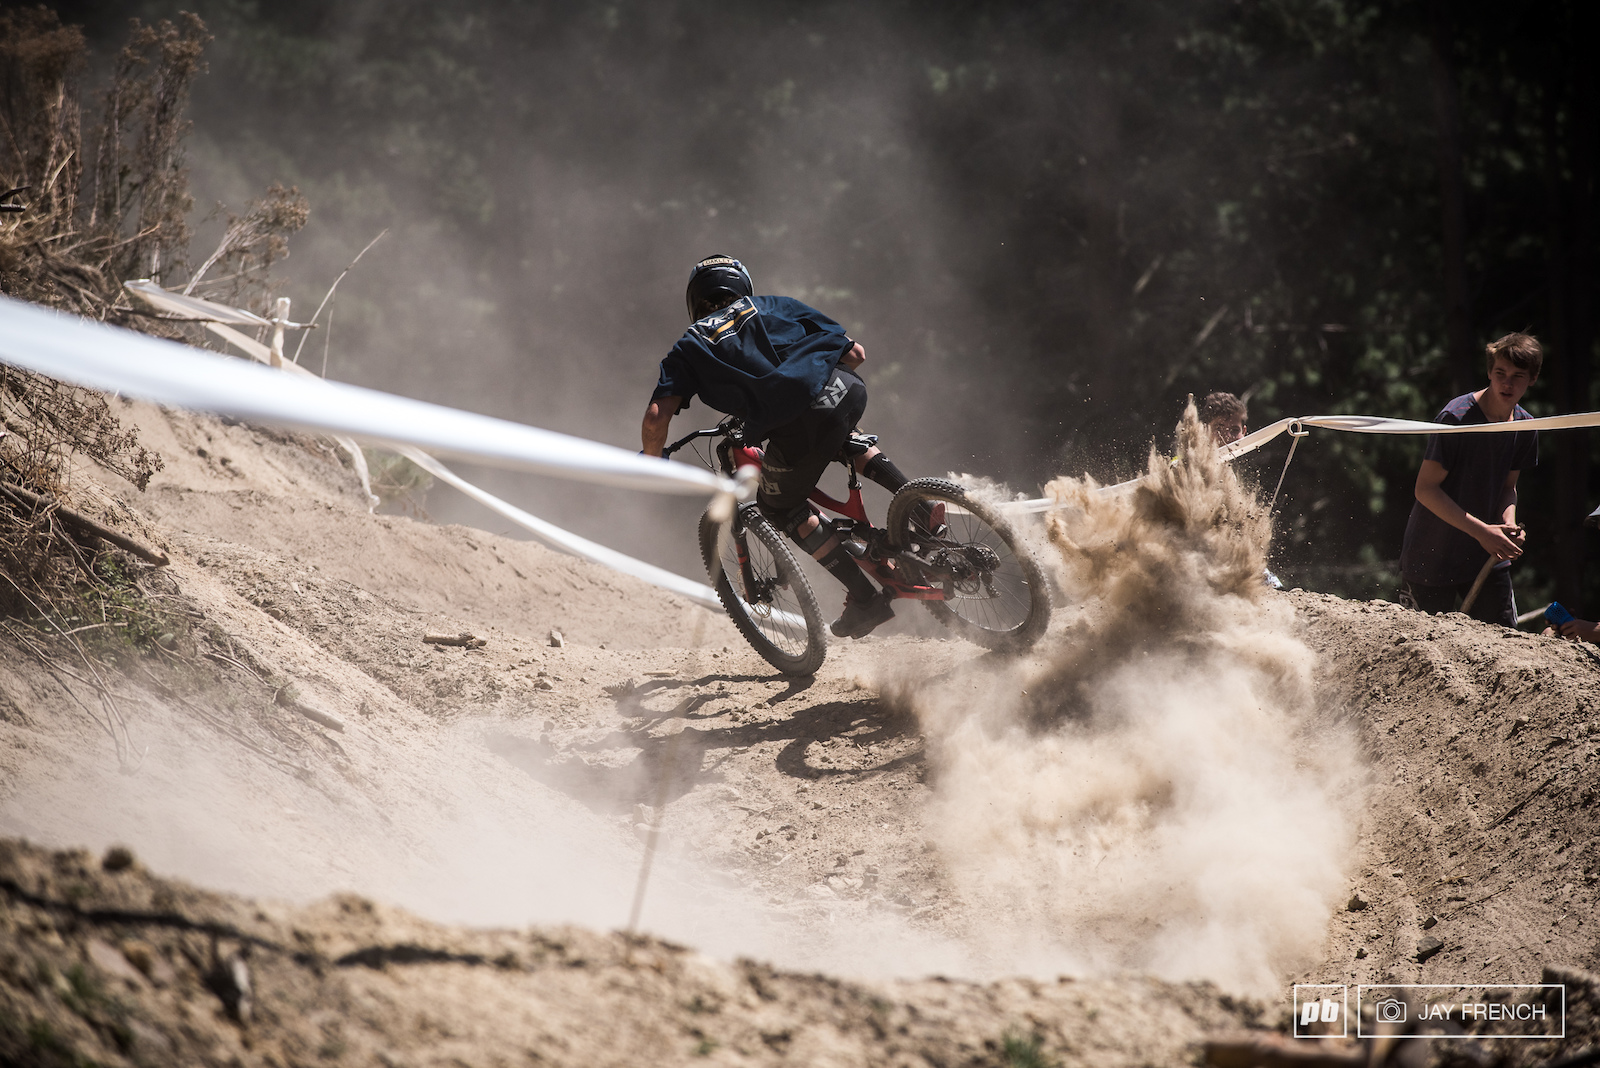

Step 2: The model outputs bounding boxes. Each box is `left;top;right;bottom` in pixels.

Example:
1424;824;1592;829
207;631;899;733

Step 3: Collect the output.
839;342;865;371
640;396;682;457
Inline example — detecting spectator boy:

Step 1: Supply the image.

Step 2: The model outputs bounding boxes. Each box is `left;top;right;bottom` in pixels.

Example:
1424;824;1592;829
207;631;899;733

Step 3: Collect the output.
1199;391;1248;446
1398;333;1542;626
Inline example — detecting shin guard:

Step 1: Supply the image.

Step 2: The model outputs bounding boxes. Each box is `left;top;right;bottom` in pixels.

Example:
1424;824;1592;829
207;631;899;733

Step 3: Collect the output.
862;452;910;493
781;507;878;601
820;542;879;603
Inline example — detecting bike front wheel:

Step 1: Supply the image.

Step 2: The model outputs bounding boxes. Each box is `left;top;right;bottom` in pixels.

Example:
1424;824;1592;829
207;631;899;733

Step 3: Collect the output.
885;477;1051;651
699;507;827;676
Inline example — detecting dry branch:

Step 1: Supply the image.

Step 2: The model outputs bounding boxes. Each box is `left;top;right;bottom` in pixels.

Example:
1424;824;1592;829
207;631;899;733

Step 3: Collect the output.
274;686;345;733
423;632;485;648
0;480;168;564
1486;771;1559;830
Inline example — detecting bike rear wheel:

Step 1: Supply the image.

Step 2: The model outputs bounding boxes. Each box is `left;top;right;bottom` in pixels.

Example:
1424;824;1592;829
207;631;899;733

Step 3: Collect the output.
885;477;1051;651
699;507;827;676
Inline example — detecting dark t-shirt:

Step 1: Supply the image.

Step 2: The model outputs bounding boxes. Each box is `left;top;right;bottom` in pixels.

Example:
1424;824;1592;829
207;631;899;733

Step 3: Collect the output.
651;294;852;439
1399;392;1538;586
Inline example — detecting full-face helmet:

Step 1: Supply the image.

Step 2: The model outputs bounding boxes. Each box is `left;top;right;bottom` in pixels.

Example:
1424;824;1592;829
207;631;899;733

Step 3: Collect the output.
685;254;753;321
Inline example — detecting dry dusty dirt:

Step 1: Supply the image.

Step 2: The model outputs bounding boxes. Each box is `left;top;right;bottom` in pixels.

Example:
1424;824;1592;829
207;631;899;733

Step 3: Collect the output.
1;399;1598;1067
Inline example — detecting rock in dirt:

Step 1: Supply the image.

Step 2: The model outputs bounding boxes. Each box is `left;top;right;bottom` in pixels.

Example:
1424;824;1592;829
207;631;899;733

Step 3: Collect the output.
549;629;565;648
86;938;146;985
207;949;252;1024
119;939;176;986
1416;935;1444;963
1346;892;1369;912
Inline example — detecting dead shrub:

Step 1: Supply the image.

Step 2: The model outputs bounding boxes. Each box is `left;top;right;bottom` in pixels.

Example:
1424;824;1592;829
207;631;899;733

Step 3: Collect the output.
1;9;274;622
185;182;309;311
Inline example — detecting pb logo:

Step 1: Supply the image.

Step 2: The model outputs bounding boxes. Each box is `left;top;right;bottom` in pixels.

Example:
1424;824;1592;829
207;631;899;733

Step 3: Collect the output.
1293;985;1349;1038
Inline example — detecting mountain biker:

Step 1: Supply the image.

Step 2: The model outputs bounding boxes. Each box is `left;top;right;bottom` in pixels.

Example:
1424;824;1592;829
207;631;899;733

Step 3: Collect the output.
640;254;912;639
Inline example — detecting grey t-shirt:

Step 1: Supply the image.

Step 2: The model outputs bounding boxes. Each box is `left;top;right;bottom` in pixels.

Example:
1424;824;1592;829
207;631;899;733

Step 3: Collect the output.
1399;392;1537;586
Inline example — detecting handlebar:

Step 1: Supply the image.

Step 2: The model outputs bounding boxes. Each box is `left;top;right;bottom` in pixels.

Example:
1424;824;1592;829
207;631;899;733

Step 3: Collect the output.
662;418;741;459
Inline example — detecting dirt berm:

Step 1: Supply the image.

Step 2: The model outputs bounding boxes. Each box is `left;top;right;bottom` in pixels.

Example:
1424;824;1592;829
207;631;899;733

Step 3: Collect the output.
1;400;1598;1067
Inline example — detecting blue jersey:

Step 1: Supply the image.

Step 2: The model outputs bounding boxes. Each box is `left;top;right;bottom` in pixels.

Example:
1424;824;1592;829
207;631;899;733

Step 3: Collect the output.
651;295;852;439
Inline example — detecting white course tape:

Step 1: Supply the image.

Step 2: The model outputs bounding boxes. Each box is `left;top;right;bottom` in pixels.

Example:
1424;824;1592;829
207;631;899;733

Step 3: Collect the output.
123;283;766;612
124;282;381;507
0;290;783;622
1014;407;1600;514
0;294;739;503
121;283;748;612
392;448;810;629
1217;410;1600;461
124;280;270;326
391;444;724;611
391;448;806;626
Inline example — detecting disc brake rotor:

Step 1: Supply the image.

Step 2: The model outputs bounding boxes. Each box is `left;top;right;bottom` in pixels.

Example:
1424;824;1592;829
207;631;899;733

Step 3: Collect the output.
962;543;1001;571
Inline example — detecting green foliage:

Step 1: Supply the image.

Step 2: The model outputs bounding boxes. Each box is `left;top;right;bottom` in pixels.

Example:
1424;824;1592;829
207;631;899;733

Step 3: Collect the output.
1000;1028;1056;1068
72;554;194;660
0;1006;88;1068
26;1016;72;1058
60;965;99;1015
56;962;132;1062
363;448;433;517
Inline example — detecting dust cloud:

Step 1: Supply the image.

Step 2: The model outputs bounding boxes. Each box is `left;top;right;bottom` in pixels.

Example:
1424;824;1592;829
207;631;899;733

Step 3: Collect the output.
900;404;1362;994
0;392;1360;994
0;687;976;983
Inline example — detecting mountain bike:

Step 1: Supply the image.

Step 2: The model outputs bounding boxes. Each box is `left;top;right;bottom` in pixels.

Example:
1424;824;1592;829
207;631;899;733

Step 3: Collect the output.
664;419;1052;676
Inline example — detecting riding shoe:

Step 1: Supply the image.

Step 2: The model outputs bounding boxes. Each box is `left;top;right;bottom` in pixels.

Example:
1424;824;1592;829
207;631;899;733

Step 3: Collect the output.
830;590;895;639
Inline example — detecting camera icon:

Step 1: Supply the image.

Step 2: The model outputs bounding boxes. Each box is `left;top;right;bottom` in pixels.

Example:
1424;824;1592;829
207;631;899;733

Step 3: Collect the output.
1376;999;1408;1024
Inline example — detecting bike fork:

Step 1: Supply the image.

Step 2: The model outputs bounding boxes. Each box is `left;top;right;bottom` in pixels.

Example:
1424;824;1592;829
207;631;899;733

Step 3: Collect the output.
734;531;759;600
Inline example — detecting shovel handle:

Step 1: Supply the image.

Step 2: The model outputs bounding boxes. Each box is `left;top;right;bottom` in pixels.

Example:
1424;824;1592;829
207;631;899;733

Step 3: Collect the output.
1459;555;1497;615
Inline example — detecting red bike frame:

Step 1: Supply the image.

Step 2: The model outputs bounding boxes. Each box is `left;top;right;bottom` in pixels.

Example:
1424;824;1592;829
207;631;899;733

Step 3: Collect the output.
729;444;947;601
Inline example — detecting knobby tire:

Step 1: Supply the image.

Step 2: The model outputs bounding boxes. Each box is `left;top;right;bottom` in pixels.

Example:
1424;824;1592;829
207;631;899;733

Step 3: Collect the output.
884;477;1051;651
699;507;827;676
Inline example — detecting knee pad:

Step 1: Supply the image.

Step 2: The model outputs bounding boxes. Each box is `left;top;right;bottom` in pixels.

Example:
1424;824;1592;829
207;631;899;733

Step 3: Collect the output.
782;506;834;555
837;431;879;462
